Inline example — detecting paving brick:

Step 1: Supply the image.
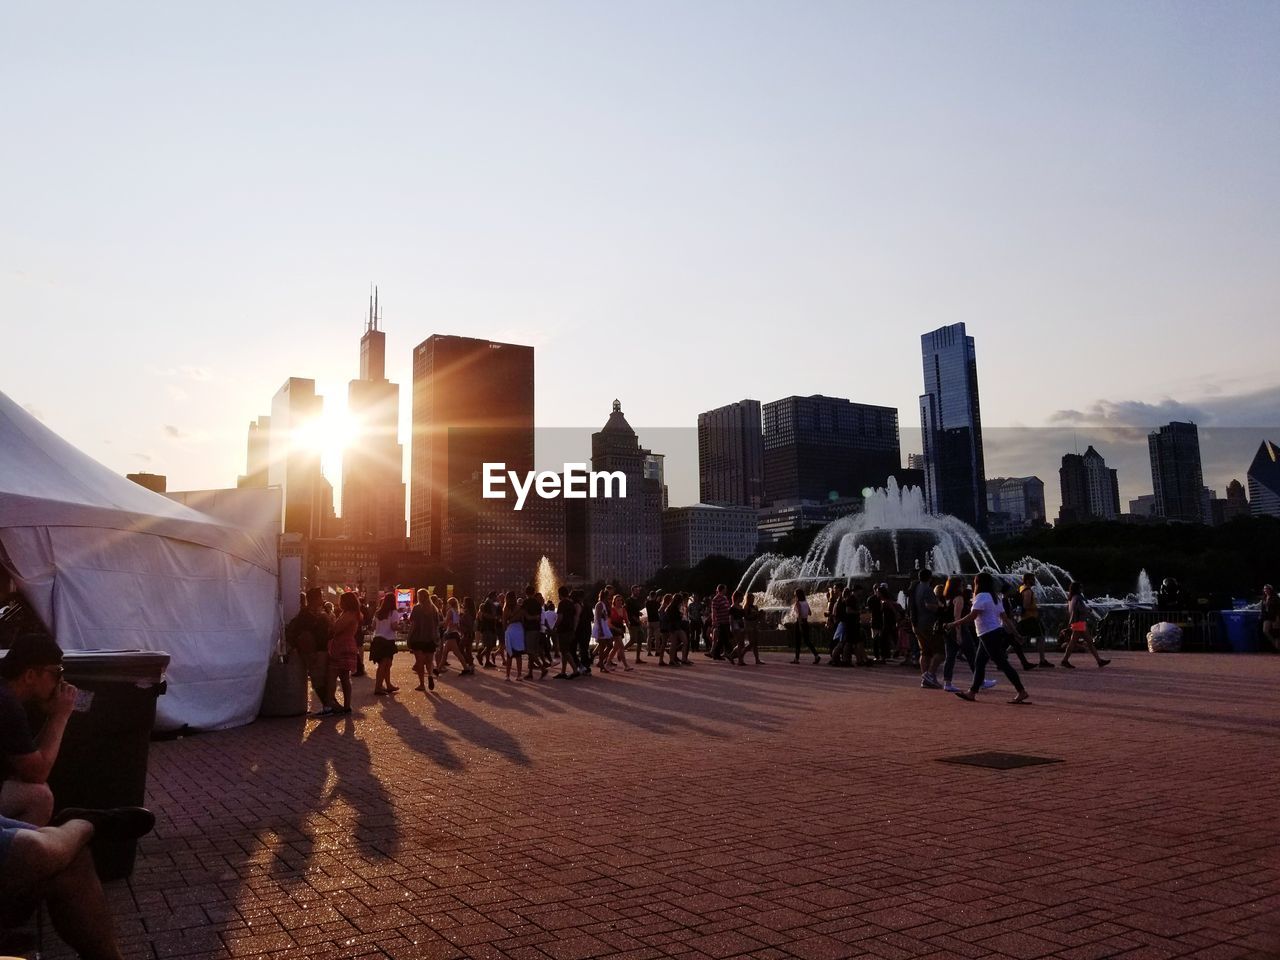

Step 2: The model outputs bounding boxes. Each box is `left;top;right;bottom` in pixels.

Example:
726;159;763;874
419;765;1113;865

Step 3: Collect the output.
30;652;1280;959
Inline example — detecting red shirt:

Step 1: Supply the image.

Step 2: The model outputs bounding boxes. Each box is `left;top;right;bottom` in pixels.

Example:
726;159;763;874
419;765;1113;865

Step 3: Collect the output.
710;593;732;626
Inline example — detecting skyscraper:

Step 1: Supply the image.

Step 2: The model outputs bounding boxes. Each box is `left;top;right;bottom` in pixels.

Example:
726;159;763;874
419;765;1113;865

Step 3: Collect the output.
919;323;987;529
1058;446;1121;524
697;400;765;508
1248;440;1280;517
341;292;406;542
269;378;325;537
238;415;270;489
1148;421;1204;523
761;395;901;505
585;400;662;583
986;476;1045;536
409;335;534;557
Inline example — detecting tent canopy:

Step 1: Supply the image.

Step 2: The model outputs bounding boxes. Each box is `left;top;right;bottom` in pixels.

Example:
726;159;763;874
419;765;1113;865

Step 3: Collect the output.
0;390;279;730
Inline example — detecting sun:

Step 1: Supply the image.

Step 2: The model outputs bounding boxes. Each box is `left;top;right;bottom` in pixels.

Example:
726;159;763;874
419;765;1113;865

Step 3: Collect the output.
292;406;361;470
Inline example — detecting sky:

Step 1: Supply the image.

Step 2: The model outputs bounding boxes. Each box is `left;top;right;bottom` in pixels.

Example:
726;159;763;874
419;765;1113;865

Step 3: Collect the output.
2;1;1277;520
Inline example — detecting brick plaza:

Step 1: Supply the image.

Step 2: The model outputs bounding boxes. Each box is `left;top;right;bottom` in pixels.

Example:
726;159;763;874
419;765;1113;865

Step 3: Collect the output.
67;652;1280;959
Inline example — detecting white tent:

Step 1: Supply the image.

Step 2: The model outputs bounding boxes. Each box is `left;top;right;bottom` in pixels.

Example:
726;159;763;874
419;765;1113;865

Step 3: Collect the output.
0;390;278;731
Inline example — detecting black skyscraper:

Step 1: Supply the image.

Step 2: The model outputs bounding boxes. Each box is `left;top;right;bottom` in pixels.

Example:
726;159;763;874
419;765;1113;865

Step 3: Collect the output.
762;395;900;505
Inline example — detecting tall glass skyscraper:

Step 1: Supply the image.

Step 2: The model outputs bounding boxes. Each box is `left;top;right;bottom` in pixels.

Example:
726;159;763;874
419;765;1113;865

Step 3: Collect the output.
919;323;988;530
1148;421;1204;523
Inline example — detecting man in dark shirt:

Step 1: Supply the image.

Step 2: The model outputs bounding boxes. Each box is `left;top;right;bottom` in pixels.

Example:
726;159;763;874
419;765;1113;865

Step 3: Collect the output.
1;633;76;826
285;588;334;712
1;632;158;959
554;587;579;678
522;585;546;679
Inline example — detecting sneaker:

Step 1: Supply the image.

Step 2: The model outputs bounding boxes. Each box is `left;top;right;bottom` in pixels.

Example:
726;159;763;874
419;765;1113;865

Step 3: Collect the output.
982;679;998;689
310;707;336;717
1097;658;1111;668
50;805;156;841
920;675;942;689
942;682;960;693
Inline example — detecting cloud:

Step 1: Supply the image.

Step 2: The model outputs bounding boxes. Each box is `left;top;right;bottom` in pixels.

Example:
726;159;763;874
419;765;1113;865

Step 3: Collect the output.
165;384;190;403
163;424;188;439
1050;385;1280;430
132;452;153;462
1050;399;1208;428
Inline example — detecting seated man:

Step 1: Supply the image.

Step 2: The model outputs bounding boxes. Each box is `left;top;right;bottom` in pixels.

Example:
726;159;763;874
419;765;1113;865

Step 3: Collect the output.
1;806;155;960
1;633;76;826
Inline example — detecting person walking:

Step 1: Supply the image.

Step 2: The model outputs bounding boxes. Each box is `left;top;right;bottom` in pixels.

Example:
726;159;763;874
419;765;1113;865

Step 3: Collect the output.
685;593;702;653
708;585;733;660
946;572;1030;705
907;569;944;689
1061;583;1110;669
1017;573;1054;668
369;593;402;695
476;591;500;669
553;587;580;678
503;591;527;681
790;589;821;664
407;589;440;692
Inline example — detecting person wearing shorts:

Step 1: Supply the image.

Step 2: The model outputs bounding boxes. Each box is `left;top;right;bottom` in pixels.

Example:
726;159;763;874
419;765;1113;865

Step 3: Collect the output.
908;568;944;688
1;806;156;959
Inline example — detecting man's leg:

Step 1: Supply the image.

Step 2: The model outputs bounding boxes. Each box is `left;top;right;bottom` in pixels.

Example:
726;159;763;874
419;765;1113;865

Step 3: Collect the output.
0;820;125;960
0;779;54;827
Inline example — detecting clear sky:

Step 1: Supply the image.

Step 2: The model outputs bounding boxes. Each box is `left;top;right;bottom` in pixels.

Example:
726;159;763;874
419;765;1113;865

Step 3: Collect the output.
3;1;1277;518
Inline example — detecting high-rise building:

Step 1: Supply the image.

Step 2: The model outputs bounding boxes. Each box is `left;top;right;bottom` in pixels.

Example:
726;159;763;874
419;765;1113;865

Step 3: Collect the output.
661;504;759;568
341;292;406;542
1128;494;1158;518
409;335;534;557
585;400;662;583
1248;440;1280;517
918;323;987;529
985;476;1045;535
907;453;926;471
697;400;764;508
1148;421;1204;522
269;378;325;537
1057;446;1121;524
445;477;565;597
1222;478;1250;523
762;395;900;505
238;416;271;489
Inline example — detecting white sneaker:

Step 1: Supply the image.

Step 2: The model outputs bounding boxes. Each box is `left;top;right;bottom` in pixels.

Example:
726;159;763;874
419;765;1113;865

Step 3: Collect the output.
942;682;960;693
982;679;998;689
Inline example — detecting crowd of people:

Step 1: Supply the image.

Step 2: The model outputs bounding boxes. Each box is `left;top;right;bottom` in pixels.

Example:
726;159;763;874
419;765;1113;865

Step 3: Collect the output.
285;569;1137;715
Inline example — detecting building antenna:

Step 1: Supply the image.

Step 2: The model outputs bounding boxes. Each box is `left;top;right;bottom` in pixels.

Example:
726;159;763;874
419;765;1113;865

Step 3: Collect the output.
374;285;380;328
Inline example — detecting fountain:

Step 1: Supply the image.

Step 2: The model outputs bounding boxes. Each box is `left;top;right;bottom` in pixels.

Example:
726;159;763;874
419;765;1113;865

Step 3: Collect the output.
742;479;1016;605
740;478;1128;614
534;555;559;601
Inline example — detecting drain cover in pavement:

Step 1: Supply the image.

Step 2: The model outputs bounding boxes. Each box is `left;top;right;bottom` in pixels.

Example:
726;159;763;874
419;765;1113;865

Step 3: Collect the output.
938;752;1063;770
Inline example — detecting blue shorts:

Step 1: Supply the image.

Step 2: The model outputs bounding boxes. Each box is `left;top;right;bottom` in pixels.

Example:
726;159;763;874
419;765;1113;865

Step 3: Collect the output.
0;814;37;870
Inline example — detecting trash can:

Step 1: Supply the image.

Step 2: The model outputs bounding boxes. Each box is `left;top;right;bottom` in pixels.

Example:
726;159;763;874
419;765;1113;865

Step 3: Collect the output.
1218;611;1262;653
46;650;169;881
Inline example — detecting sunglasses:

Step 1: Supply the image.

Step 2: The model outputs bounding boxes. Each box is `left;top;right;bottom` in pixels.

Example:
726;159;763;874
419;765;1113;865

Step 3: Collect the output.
42;665;65;679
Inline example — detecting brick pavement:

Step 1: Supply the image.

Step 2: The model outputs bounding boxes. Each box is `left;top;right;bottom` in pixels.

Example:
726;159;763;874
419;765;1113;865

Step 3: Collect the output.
49;651;1280;959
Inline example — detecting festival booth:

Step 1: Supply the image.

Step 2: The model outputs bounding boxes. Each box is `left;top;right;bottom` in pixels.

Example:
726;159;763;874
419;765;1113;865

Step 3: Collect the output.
0;390;279;731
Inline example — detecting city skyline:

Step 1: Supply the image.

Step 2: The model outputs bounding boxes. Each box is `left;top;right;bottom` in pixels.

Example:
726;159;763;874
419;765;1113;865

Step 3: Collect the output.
4;2;1278;521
